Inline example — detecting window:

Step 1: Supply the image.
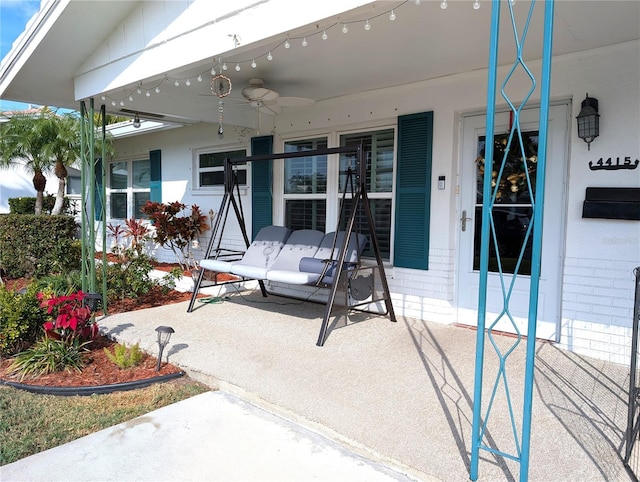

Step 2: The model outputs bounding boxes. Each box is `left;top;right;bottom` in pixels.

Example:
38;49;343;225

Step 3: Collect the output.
196;149;246;188
108;159;150;219
339;129;394;259
281;129;394;260
283;138;328;231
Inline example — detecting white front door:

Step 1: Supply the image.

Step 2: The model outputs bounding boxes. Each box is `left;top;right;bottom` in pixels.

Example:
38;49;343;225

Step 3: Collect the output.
456;104;568;340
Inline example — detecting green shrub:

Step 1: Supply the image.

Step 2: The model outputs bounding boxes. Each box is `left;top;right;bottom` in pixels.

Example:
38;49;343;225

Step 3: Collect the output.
0;214;80;279
104;342;144;369
97;249;179;303
8;195;71;215
35;271;82;296
0;283;47;356
8;337;89;380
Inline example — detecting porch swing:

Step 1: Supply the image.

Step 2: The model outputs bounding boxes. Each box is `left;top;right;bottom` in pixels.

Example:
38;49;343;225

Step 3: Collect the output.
187;143;396;346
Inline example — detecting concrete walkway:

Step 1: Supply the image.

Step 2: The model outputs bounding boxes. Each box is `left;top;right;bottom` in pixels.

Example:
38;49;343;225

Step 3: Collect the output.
2;288;634;481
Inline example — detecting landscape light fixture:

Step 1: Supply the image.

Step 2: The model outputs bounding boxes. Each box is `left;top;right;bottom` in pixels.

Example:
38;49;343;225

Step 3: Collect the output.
155;326;175;371
576;93;599;150
133;114;141;128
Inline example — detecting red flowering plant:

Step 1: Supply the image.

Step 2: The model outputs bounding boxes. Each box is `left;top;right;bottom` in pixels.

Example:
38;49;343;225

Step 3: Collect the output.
37;291;99;343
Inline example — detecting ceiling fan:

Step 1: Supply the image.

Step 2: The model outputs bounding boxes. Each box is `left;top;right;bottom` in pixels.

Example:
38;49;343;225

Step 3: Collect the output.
240;78;315;115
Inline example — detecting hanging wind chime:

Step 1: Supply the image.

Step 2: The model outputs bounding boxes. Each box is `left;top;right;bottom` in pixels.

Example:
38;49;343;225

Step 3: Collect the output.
210;69;232;137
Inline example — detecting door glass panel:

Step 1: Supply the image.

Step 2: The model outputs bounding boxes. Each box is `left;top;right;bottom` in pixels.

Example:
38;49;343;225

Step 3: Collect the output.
473;130;539;275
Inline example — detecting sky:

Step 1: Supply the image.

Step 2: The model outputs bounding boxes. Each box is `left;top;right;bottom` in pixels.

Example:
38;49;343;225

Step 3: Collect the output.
0;0;43;111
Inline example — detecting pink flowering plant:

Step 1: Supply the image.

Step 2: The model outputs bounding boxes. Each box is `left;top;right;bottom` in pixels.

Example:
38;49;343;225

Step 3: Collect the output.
38;290;99;343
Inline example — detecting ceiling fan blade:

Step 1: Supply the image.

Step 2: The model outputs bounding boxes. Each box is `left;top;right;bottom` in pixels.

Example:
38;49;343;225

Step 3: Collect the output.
277;96;316;107
259;103;281;115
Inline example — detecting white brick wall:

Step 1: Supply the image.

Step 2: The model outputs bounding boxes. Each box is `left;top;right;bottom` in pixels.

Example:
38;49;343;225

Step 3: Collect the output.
556;257;638;365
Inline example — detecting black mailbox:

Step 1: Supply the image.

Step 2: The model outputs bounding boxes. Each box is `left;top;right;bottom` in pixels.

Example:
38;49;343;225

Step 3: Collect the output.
582;187;640;220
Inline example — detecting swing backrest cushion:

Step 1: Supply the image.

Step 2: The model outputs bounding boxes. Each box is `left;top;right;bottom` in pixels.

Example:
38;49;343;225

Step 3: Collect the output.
297;231;368;284
264;229;326;284
230;225;291;279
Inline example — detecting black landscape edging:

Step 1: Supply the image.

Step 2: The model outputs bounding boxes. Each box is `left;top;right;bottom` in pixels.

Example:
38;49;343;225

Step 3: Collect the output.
0;371;185;396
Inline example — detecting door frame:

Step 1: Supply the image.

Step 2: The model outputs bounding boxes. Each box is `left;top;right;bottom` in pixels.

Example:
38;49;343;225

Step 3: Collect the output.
454;101;570;342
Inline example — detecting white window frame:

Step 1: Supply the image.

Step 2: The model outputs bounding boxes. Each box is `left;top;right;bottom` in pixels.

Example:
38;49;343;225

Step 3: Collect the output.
276;124;397;261
192;145;248;193
106;158;150;220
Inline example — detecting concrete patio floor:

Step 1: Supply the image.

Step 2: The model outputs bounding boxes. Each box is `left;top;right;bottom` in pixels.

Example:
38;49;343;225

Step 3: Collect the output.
14;287;636;481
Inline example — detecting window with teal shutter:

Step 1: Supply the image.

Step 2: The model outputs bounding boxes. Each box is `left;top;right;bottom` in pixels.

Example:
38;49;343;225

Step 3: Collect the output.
393;111;433;270
149;150;162;202
251;135;273;239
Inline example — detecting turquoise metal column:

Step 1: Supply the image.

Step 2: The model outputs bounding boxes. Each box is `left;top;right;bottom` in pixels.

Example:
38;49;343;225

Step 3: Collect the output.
521;1;554;476
470;1;555;481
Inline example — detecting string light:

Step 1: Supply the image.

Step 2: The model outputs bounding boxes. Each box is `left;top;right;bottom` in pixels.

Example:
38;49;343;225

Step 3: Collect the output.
96;1;481;107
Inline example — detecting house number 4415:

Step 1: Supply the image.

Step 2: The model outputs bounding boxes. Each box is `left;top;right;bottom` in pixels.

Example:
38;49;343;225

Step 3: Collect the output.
589;156;639;171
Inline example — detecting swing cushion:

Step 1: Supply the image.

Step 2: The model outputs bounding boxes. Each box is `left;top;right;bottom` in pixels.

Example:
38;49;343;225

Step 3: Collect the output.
229;226;292;279
267;231;368;285
264;229;326;284
200;225;291;275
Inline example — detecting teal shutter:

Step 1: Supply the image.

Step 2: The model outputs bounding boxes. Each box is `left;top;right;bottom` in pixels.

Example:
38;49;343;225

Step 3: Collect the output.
149;149;162;202
251;135;273;239
94;158;103;221
393;112;433;270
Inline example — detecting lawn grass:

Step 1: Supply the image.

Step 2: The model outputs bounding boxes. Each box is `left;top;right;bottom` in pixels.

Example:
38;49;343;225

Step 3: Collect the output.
0;378;210;466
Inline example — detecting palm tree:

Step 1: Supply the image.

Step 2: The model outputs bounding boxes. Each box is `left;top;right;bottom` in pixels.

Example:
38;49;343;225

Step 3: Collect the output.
41;113;80;214
0;108;115;215
0;108;56;214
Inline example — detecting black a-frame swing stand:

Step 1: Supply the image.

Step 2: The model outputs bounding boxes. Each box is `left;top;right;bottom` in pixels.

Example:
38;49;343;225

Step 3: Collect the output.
187;144;396;346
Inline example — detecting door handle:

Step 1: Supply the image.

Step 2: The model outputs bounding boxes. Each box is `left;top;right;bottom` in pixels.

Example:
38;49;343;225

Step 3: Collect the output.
461;210;472;232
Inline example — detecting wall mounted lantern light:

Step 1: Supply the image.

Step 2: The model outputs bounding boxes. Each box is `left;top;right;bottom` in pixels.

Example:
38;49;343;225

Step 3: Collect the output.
132;114;141;128
576;93;599;150
155;325;175;371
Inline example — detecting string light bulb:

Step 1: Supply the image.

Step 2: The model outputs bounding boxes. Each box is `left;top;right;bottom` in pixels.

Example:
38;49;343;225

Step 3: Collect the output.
186;79;191;86
119;100;124;106
415;0;421;5
322;30;328;40
440;0;448;9
111;100;116;106
197;74;202;82
302;37;308;47
364;20;371;31
129;95;134;102
101;95;106;101
222;62;228;71
136;86;142;94
235;62;241;71
473;0;480;9
146;91;151;97
342;23;348;33
174;80;180;86
389;10;396;21
155;86;160;93
267;51;273;60
251;59;257;68
284;37;290;48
